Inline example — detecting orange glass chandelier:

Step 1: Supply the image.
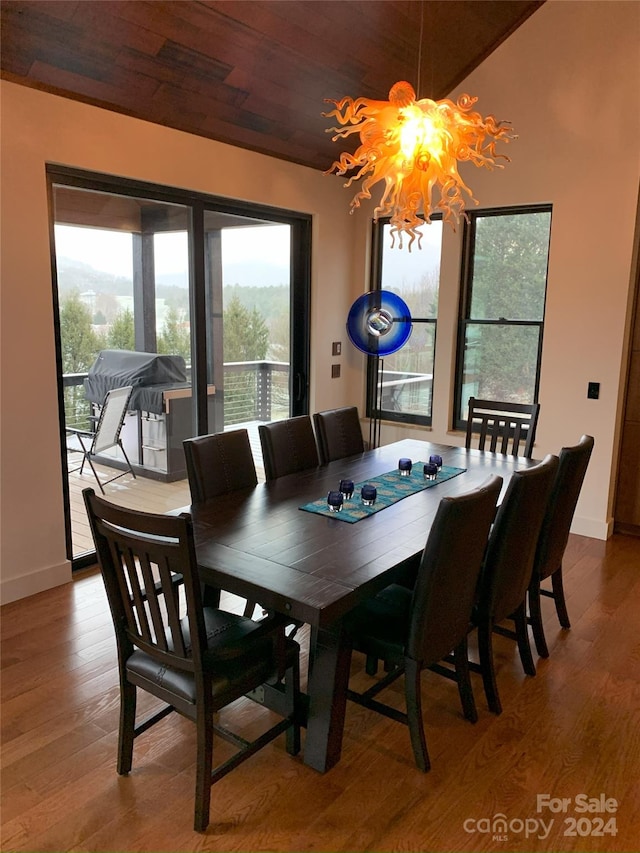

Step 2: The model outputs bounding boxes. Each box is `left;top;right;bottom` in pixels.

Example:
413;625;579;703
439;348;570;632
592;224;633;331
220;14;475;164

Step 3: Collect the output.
323;80;515;250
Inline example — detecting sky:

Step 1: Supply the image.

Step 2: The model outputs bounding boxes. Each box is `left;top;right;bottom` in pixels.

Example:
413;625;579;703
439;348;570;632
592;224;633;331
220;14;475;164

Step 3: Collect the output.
54;219;443;290
54;223;291;278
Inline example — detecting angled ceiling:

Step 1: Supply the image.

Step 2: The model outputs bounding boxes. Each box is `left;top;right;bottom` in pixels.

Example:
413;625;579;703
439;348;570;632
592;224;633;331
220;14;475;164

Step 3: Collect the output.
1;0;543;171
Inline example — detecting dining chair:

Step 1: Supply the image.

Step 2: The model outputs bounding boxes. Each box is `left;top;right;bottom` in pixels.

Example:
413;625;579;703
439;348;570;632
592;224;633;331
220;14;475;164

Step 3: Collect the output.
465;396;541;458
470;453;558;714
183;428;258;503
183;429;261;616
66;385;136;493
528;435;594;657
258;415;319;481
313;406;365;466
83;487;301;832
345;475;503;772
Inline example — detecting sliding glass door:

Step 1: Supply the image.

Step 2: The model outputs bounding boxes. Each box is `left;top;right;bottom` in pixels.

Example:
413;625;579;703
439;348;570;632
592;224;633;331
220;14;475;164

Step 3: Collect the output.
48;168;311;566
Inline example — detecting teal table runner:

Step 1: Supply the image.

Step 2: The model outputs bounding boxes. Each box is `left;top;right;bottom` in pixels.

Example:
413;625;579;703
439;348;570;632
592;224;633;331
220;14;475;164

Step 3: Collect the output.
299;464;467;523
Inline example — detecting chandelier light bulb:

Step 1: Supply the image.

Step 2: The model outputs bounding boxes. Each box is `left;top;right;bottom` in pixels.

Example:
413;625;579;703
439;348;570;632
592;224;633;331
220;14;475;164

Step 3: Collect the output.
323;81;515;250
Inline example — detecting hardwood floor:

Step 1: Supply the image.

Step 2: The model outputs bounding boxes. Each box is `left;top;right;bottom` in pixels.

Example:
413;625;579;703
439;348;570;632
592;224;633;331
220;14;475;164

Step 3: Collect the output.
1;534;639;852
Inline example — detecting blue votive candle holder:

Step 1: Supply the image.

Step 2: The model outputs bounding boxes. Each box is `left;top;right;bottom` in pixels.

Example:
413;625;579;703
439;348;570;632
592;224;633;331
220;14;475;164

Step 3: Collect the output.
339;479;354;500
361;484;377;506
327;490;343;512
429;454;443;470
424;463;438;481
398;457;412;476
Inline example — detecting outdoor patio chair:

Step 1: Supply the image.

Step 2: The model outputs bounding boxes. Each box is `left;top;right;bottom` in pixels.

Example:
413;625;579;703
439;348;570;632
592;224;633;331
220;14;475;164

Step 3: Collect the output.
66;385;136;494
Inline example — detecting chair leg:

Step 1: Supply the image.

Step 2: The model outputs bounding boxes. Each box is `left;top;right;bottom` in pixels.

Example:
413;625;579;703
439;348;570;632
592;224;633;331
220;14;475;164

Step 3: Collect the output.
514;601;536;677
453;637;477;723
117;679;136;775
118;440;137;480
404;658;430;772
85;454;106;494
194;702;214;833
551;567;571;629
528;579;550;658
478;621;502;715
365;655;378;676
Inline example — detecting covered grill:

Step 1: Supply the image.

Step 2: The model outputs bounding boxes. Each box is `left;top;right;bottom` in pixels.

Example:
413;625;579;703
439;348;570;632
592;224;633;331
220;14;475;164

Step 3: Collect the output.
84;350;214;481
84;350;189;416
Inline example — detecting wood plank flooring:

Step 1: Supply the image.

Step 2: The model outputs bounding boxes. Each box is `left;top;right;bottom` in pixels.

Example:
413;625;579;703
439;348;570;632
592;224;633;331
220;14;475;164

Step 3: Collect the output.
1;534;639;852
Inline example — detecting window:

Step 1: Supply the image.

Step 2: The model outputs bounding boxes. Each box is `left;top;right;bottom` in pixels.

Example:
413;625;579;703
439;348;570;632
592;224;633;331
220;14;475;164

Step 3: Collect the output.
48;167;311;567
368;217;443;426
454;206;552;429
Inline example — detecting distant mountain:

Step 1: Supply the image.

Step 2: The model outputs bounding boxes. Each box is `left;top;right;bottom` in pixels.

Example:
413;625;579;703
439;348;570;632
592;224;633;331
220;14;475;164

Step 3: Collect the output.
150;263;289;289
223;261;289;289
58;256;289;291
56;257;133;295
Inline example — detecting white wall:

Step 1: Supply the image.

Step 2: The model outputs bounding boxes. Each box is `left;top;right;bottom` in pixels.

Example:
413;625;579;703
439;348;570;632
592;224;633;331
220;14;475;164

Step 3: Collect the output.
371;0;640;540
0;82;362;603
1;0;638;603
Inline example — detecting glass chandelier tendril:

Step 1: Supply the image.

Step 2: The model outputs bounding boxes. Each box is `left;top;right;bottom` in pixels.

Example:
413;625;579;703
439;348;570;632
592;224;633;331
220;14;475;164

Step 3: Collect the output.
323;80;515;250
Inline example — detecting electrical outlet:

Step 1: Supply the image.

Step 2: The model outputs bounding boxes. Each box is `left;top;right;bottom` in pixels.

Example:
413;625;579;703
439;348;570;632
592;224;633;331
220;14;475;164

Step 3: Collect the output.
331;364;341;378
587;382;600;399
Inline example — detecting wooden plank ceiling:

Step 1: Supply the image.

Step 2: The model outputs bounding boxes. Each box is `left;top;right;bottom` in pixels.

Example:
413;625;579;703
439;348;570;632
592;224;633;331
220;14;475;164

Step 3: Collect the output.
1;0;543;171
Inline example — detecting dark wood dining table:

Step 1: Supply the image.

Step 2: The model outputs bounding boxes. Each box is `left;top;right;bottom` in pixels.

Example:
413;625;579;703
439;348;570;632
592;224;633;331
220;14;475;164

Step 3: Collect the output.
186;438;535;773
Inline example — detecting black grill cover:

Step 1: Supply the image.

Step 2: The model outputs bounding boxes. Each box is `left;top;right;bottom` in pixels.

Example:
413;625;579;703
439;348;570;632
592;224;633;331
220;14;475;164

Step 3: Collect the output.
84;350;188;414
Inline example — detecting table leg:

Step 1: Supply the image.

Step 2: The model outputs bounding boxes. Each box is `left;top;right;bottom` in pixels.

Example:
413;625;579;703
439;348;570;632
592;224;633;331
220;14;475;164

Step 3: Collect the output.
303;621;352;772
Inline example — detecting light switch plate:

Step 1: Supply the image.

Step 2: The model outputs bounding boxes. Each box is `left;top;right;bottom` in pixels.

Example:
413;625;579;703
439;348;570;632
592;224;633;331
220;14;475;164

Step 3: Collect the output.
332;341;342;356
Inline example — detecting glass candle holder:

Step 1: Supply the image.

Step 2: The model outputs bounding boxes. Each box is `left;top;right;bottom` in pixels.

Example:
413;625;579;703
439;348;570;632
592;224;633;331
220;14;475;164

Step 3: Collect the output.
339;479;354;500
423;462;438;481
398;457;412;476
361;484;377;506
429;454;443;471
327;490;343;512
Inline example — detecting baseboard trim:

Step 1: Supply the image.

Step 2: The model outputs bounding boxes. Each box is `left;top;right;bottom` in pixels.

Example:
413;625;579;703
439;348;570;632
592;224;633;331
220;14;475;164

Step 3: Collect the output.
570;515;612;541
1;560;72;605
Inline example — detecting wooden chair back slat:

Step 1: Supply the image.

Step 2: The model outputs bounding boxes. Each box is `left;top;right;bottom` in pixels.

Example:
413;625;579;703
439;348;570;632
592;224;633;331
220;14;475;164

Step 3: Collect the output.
465;397;540;458
91;503;202;671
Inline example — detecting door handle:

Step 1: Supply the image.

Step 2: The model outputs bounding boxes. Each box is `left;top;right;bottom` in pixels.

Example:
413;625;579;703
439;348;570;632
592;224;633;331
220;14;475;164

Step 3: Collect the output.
294;372;305;403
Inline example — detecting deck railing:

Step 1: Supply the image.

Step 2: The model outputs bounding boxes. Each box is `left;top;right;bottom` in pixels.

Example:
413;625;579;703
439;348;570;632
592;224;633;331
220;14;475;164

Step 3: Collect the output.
62;361;290;429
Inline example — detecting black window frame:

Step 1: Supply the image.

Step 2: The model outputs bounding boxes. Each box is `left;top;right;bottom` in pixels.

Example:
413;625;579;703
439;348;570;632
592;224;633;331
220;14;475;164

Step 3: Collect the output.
366;215;442;428
47;165;312;569
453;204;552;433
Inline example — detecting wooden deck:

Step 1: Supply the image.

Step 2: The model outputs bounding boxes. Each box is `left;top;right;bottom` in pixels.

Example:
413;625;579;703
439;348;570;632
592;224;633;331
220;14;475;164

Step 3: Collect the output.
68;422;265;556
